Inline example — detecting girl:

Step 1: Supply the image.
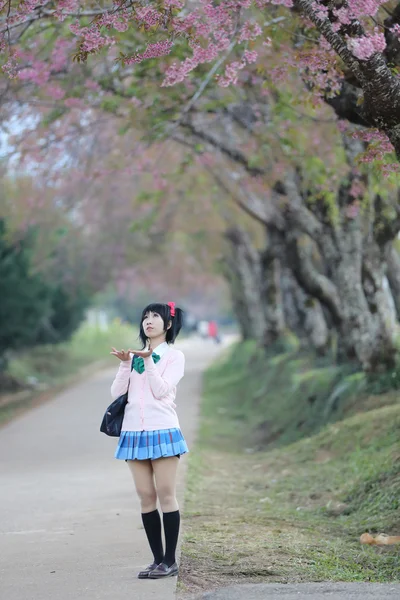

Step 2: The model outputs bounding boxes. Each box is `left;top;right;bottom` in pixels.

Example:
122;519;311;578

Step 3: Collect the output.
110;301;188;580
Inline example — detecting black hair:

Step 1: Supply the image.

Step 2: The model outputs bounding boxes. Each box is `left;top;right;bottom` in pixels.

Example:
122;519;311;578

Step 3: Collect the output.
139;302;184;348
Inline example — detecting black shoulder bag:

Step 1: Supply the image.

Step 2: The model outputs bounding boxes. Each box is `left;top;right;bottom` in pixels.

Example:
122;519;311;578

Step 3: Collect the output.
100;355;135;437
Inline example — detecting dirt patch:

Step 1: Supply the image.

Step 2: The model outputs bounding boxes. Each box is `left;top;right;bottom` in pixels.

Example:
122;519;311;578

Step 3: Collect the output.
315;449;335;464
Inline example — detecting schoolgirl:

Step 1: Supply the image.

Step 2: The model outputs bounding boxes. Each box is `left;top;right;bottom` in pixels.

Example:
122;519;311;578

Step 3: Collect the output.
110;301;188;579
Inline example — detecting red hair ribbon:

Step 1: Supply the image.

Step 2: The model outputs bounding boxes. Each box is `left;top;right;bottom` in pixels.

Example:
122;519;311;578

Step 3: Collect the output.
167;301;176;317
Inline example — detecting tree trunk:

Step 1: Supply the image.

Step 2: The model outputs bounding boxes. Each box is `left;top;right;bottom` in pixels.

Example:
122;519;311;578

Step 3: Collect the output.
223;226;269;343
221;256;253;341
282;169;398;371
386;243;400;320
281;265;330;355
333;219;396;370
223;226;285;345
260;251;285;346
363;241;398;329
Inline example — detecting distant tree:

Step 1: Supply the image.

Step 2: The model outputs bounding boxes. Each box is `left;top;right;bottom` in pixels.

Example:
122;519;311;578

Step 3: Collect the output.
0;219;52;370
34;284;90;344
0;219;92;373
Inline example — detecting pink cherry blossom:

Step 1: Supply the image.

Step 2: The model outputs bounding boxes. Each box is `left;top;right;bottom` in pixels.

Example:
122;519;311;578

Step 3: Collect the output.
45;84;65;100
243;49;258;64
349;181;364;199
345;201;360;219
390;24;400;40
69;22;114;53
85;80;101;92
1;52;19;78
18;61;50;86
344;0;387;19
50;39;74;72
382;163;400;177
239;22;262;43
348;28;386;60
135;7;163;30
54;0;80;22
124;40;174;65
164;0;185;7
64;97;85;108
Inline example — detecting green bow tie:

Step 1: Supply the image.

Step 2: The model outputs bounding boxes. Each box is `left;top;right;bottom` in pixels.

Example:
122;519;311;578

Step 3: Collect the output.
133;352;160;374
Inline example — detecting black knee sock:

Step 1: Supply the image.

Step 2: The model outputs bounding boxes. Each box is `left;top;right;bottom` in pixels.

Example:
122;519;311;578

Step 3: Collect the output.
163;510;180;567
141;509;164;564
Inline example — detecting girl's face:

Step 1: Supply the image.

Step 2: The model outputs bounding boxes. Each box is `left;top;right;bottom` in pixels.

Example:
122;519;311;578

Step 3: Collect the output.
142;311;169;341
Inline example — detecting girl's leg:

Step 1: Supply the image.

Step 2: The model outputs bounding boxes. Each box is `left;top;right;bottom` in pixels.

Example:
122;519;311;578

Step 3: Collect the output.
127;460;164;565
152;456;180;568
151;456;179;512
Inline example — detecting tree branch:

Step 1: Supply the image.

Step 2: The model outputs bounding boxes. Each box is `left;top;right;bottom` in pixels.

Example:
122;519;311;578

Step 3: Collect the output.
285;230;342;326
277;170;324;241
373;193;400;246
386;242;400;320
293;0;365;83
181;119;266;176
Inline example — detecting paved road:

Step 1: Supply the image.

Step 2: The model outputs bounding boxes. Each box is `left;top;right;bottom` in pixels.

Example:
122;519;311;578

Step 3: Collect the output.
196;582;400;600
0;336;227;600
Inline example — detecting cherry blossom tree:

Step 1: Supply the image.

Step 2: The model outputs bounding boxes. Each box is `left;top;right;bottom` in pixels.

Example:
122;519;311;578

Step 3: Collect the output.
2;1;400;162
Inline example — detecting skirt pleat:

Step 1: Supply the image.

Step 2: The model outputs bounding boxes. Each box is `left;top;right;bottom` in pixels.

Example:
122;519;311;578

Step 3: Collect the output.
115;428;189;460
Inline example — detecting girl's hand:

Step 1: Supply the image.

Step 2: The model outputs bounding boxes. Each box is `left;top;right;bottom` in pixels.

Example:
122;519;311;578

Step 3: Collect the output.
130;341;153;358
110;348;133;362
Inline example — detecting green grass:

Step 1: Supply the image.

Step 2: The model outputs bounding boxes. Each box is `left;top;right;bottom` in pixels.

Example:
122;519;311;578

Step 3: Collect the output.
179;342;400;596
200;342;399;451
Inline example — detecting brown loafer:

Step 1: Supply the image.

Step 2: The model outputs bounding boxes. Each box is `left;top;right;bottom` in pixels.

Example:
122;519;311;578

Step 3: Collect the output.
148;562;178;578
137;562;159;579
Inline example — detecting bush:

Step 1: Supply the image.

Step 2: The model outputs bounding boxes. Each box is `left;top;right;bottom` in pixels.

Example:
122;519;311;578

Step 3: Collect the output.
0;220;53;366
0;219;92;372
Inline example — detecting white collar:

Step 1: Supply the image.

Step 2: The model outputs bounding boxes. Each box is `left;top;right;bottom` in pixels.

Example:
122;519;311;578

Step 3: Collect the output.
153;341;169;358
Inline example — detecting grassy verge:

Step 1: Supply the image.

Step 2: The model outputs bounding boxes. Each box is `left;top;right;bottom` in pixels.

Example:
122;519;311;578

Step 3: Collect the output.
178;343;400;596
0;319;137;426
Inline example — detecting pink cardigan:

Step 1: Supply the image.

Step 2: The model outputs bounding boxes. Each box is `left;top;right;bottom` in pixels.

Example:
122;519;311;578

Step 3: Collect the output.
110;346;185;432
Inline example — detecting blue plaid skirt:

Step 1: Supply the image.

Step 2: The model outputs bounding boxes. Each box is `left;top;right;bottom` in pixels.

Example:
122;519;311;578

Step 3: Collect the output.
115;428;189;461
